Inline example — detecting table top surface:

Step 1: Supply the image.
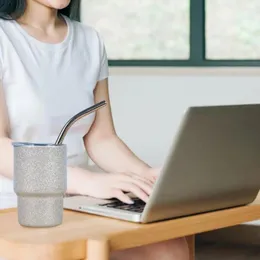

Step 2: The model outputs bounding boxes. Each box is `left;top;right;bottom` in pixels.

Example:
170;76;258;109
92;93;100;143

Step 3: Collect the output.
0;199;260;251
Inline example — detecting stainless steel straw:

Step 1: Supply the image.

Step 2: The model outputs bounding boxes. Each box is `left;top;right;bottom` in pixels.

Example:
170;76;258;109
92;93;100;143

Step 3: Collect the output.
55;100;107;145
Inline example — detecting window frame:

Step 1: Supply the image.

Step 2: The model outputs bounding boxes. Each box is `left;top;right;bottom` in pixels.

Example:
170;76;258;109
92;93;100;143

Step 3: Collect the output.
105;0;260;67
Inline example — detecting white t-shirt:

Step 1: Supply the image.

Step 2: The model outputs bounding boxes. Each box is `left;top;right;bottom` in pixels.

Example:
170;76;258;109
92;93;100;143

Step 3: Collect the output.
0;15;109;167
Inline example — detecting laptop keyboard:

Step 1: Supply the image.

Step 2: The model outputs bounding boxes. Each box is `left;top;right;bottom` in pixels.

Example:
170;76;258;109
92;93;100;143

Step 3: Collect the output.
100;198;146;213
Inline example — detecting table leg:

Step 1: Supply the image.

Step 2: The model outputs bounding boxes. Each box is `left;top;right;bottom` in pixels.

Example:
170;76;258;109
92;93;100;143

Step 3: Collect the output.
186;235;195;260
86;239;110;260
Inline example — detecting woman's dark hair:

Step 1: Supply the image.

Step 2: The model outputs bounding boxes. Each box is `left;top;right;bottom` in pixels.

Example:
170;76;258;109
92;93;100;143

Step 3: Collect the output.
0;0;81;21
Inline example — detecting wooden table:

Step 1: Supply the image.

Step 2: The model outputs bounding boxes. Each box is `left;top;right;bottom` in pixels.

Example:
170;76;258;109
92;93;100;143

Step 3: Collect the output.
0;202;260;260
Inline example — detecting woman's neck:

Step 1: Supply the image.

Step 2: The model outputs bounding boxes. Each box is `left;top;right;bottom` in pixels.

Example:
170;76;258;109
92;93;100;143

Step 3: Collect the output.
15;1;68;45
17;0;60;31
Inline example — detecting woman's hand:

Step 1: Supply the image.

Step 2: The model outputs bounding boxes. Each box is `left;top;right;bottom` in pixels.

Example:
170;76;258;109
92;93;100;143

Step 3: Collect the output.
70;168;153;204
139;167;162;182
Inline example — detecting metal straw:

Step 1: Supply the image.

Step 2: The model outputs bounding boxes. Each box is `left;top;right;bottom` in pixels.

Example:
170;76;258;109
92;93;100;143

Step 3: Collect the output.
55;100;107;145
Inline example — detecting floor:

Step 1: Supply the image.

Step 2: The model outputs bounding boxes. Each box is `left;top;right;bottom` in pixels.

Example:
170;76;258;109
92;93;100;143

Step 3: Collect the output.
1;193;260;260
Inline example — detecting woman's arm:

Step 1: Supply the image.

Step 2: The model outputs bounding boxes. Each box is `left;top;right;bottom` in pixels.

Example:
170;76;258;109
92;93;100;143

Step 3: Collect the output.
0;82;92;195
0;79;151;203
0;81;152;202
0;81;14;179
84;79;152;176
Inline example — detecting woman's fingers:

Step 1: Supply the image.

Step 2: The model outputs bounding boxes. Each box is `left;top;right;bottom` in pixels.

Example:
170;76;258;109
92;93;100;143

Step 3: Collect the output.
151;167;162;178
108;172;155;203
112;189;134;204
116;182;149;202
114;173;153;199
123;172;154;186
129;177;153;196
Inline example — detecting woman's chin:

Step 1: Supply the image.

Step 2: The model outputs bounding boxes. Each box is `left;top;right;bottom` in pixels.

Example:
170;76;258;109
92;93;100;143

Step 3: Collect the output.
46;0;71;9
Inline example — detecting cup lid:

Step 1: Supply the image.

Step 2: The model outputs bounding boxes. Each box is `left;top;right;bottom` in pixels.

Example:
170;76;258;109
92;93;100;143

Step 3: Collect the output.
12;142;64;147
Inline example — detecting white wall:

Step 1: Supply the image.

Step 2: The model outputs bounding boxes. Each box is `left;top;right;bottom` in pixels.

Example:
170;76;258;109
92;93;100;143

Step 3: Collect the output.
1;68;260;193
108;68;260;167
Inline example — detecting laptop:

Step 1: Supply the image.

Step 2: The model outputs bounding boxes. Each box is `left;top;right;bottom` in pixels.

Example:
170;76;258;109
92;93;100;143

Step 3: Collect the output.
64;104;260;223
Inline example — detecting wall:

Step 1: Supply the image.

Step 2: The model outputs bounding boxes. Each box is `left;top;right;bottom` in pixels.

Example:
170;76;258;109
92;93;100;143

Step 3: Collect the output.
108;68;260;167
1;68;260;194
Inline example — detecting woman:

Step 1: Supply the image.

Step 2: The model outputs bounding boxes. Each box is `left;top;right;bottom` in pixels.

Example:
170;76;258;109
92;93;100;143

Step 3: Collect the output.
0;0;189;259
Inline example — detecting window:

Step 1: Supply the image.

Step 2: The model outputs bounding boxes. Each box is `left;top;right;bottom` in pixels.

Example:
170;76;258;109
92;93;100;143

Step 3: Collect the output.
206;0;260;60
81;0;190;60
80;0;260;66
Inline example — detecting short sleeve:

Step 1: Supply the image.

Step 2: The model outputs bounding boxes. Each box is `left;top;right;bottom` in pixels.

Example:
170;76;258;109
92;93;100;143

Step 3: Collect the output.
97;33;109;81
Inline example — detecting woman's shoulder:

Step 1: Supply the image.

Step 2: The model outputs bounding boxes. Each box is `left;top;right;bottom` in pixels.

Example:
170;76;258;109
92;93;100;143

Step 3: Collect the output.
0;18;16;41
0;19;13;47
69;18;97;33
0;18;13;30
68;17;103;43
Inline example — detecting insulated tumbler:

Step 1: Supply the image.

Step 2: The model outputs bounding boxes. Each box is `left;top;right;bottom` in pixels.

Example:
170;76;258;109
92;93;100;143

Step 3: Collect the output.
12;100;107;227
13;142;67;227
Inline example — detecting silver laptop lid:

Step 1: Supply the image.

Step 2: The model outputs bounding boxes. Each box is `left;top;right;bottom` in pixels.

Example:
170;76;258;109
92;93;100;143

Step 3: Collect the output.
141;104;260;223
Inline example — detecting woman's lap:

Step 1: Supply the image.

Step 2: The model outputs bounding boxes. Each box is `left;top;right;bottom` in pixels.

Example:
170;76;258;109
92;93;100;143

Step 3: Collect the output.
111;237;190;260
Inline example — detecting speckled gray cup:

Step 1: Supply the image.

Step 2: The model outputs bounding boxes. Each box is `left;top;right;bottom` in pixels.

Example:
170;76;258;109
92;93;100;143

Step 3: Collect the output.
13;142;67;228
